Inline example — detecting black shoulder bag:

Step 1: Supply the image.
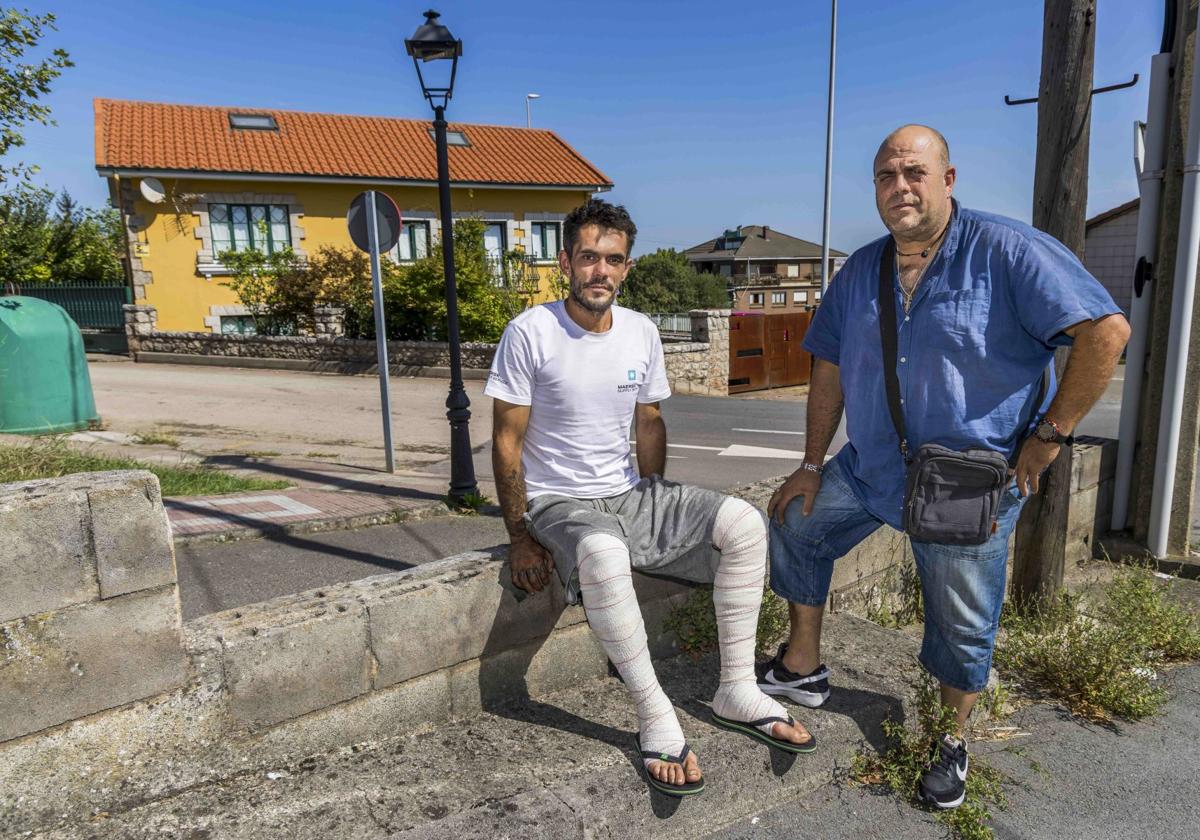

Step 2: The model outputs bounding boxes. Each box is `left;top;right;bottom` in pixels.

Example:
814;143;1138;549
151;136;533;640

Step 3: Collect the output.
878;242;1010;546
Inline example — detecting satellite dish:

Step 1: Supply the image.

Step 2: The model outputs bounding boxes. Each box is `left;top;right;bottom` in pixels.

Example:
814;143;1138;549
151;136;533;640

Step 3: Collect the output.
139;177;166;203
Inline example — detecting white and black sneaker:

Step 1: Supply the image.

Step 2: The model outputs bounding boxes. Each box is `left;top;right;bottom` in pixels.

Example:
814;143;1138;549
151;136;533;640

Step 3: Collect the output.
755;644;831;707
918;734;969;810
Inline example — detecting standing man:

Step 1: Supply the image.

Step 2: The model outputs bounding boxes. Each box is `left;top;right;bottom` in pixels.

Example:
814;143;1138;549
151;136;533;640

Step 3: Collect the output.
487;198;812;797
759;125;1129;809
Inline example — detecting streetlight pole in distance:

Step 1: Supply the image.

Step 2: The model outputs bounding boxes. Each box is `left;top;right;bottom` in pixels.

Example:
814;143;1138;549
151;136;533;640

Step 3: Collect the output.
819;0;837;294
525;93;540;128
405;9;479;506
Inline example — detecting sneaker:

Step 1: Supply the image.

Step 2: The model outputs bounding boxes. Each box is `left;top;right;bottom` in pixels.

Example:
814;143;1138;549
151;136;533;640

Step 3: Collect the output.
755;644;831;707
918;734;969;810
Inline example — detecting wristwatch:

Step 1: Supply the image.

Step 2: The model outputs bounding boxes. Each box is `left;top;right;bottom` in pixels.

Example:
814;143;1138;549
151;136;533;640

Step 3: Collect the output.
1034;417;1074;446
800;461;824;475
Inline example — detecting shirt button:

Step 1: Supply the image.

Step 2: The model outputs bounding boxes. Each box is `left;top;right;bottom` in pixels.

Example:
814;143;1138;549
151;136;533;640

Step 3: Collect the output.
904;316;911;322
900;356;907;363
900;398;905;404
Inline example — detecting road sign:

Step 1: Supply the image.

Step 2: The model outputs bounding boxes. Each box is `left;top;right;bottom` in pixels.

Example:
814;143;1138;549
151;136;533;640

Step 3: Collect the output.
346;190;401;473
348;191;402;253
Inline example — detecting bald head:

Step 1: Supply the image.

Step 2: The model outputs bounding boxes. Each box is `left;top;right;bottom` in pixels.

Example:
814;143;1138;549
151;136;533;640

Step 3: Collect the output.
872;124;956;241
876;125;950;171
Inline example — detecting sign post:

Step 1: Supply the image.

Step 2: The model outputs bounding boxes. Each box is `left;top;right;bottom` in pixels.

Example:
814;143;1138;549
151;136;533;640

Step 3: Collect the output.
347;190;402;473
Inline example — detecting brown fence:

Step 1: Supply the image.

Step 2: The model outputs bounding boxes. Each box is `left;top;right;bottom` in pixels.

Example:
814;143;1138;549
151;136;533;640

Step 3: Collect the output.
728;312;813;394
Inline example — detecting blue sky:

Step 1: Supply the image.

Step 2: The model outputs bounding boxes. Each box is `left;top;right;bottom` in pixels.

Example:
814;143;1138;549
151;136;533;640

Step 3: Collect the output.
21;0;1159;255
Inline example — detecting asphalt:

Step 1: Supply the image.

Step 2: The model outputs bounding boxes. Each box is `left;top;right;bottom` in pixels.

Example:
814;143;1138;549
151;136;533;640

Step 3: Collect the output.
708;662;1200;840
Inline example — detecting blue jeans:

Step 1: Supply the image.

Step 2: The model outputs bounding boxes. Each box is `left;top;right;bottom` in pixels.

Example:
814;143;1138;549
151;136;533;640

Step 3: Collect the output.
768;456;1026;693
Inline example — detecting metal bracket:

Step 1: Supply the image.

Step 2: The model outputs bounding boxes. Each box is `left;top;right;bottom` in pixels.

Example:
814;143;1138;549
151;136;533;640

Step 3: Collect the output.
1004;73;1139;106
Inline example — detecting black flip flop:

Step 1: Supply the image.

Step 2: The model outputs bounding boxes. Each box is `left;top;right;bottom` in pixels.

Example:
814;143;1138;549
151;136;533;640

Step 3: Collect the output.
711;712;818;754
634;733;706;797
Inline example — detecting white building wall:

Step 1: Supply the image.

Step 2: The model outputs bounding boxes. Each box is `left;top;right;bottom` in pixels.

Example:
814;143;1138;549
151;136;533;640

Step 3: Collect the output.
1083;206;1138;314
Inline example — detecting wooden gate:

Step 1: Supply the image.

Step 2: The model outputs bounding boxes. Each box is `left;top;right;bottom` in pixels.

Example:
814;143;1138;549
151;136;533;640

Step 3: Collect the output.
729;312;813;394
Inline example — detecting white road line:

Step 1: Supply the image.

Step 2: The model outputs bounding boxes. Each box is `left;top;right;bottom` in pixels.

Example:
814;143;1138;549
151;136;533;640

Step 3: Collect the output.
667;443;726;452
732;428;805;436
719;444;806;460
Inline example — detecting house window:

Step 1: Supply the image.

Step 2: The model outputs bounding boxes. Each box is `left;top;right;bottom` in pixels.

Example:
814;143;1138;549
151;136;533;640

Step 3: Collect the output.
771;291;786;306
793;290;808;304
786;264;800;278
758;263;776;276
210;204;291;256
395;221;430;261
748;292;764;307
429;127;470;146
529;222;561;260
220;315;257;335
814;290;823;301
229;113;278;131
719;264;731;278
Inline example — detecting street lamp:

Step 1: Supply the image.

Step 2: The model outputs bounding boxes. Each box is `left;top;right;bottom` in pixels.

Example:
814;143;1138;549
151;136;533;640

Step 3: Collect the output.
406;9;479;505
525;92;540;128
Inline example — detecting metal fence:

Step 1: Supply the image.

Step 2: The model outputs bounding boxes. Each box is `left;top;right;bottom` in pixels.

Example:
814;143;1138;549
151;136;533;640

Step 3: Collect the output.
647;312;692;335
13;280;132;329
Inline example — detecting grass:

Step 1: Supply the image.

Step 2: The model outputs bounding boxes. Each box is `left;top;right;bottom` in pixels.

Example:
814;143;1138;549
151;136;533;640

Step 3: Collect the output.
304;451;337;458
132;428;181;448
664;581;789;658
865;560;924;629
993;565;1200;722
0;438;291;497
241;450;282;458
851;673;1007;840
450;491;493;513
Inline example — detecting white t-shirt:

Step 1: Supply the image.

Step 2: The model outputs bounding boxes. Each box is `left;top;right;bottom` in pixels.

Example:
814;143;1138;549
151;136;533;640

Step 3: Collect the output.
484;301;671;500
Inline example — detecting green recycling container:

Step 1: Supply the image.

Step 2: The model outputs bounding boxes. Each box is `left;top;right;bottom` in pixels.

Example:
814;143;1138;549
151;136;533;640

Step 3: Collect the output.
0;295;100;434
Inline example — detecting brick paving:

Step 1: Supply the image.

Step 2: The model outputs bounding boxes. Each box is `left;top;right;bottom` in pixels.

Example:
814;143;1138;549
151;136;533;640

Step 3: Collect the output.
165;488;443;539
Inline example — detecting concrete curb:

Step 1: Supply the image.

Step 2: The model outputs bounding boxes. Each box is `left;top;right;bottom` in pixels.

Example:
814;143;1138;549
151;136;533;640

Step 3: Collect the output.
169;498;453;547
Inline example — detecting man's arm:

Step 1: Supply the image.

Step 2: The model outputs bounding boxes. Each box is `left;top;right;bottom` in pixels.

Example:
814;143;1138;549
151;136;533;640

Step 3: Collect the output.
1014;313;1131;495
769;358;844;521
492;399;555;593
634;401;667;478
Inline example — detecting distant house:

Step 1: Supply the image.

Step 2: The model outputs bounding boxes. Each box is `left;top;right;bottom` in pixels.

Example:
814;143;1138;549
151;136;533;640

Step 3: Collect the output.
682;225;846;313
94;99;612;333
1083;198;1138;315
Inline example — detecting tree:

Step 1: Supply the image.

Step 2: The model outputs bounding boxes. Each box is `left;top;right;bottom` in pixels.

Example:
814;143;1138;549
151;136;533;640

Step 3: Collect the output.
0;186;52;284
621;248;729;314
0;9;73;187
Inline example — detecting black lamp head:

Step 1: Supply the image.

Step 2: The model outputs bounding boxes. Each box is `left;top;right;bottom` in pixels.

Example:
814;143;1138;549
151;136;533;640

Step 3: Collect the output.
405;10;462;109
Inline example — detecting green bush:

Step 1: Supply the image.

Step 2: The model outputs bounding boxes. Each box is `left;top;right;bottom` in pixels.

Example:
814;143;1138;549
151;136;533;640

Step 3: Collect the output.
621;249;728;314
664;581;789;658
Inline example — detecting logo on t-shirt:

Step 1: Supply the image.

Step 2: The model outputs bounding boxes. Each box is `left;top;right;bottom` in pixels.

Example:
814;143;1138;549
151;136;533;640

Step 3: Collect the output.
617;369;640;393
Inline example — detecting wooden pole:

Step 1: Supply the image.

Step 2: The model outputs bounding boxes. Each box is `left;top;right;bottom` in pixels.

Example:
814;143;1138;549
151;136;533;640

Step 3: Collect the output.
1012;0;1096;605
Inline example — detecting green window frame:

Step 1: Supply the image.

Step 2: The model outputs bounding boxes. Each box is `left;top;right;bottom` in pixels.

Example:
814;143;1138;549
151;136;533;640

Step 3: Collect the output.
210;203;292;256
530;222;561;260
395;221;430;261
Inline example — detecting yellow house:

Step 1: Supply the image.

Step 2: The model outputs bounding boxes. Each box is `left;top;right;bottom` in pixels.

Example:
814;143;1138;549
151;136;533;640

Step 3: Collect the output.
93;98;613;333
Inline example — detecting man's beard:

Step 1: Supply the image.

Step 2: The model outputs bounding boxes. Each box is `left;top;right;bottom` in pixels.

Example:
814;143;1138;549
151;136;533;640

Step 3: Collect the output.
569;276;616;314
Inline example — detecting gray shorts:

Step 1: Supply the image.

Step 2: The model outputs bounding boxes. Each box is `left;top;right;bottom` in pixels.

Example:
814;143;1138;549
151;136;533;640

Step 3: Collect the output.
524;476;729;605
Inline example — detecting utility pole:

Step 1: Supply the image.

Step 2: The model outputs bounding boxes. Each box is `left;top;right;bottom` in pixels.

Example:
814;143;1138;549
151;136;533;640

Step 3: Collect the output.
1012;0;1097;604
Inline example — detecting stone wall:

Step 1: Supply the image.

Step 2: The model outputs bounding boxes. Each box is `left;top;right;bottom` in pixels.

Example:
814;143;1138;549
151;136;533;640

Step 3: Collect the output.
0;471;186;743
124;304;731;396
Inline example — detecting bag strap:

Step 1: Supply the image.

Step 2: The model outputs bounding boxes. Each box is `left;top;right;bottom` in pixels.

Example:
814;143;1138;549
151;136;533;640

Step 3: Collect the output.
877;240;910;464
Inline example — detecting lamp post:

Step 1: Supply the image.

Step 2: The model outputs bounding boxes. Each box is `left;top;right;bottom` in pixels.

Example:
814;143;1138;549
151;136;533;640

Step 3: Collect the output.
525;92;540;128
406;9;478;505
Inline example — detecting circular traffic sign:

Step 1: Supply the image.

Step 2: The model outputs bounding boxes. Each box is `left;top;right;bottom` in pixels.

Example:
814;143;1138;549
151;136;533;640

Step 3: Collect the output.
348;191;402;253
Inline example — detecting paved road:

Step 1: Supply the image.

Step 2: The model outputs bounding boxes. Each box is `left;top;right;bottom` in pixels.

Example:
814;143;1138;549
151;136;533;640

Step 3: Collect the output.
706;661;1200;840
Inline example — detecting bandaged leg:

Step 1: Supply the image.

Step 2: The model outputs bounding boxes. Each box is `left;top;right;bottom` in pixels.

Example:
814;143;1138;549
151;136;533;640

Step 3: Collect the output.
710;498;792;733
577;532;684;767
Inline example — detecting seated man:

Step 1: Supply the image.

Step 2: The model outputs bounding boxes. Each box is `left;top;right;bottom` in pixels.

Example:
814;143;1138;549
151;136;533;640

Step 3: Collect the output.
486;198;813;797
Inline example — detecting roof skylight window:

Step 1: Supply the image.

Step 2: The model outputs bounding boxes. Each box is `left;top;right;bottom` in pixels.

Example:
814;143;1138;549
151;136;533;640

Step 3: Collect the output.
229;113;279;131
429;127;470;146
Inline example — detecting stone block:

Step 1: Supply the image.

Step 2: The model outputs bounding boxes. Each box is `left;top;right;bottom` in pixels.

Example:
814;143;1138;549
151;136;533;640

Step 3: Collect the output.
829;527;907;594
368;562;566;689
88;475;176;599
1071;438;1119;493
1067;484;1100;542
0;480;94;623
0;585;185;743
447;623;608;716
219;594;371;730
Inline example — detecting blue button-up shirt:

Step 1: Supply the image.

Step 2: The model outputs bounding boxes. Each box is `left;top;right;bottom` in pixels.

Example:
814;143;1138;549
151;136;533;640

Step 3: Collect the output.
803;200;1121;529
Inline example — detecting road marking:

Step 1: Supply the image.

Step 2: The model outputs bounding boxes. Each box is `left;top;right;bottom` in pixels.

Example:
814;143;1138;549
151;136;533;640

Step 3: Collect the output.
667;443;726;452
732;428;805;436
167;494;323;527
719;444;806;460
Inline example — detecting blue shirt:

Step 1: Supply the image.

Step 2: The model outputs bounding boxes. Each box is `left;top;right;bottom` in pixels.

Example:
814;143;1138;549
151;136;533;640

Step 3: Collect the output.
803;200;1121;529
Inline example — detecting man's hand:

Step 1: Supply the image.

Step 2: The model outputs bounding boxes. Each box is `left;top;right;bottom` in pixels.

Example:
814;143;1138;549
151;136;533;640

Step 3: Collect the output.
1012;437;1063;497
768;465;823;523
509;536;556;593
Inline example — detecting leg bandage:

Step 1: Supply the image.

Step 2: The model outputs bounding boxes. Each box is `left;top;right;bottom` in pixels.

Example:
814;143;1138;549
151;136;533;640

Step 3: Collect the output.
709;498;790;731
577;532;684;763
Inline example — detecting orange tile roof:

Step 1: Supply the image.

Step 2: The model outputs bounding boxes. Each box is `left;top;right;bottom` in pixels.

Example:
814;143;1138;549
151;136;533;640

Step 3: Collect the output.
94;98;612;189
